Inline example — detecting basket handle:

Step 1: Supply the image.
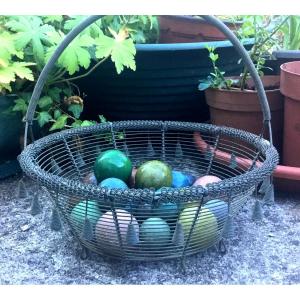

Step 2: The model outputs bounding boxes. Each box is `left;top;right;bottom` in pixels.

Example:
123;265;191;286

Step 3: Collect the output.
23;15;272;147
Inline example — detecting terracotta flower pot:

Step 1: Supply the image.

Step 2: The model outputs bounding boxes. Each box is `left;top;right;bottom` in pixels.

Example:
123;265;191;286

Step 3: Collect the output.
280;61;300;168
204;75;284;155
158;15;241;43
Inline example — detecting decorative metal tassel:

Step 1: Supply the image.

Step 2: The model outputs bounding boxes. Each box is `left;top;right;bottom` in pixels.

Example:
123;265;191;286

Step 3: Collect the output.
263;183;275;206
75;152;85;168
205;144;212;160
252;199;263;221
50;158;62;175
126;223;139;246
16;178;28;199
223;215;234;239
229;153;238;169
81;217;93;241
50;208;62;231
175;140;183;159
30;192;41;216
123;142;129;156
259;176;270;194
147;137;155;157
172;222;185;246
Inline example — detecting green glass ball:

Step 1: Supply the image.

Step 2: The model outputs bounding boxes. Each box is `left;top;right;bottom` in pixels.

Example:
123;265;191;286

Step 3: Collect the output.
140;217;171;246
70;200;102;231
135;160;172;189
94;149;132;183
179;207;218;250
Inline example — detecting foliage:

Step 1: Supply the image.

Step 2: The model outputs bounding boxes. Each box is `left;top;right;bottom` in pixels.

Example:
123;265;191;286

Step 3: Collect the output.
276;16;300;50
199;15;289;91
0;15;158;133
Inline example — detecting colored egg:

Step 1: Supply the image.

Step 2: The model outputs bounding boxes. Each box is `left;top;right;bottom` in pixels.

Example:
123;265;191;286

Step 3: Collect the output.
94;149;132;183
99;177;128;189
152;202;178;222
203;199;228;227
95;209;139;251
70;200;102;232
172;170;196;188
193;175;222;187
135;160;172;189
179;207;218;250
82;171;98;185
140;217;171;246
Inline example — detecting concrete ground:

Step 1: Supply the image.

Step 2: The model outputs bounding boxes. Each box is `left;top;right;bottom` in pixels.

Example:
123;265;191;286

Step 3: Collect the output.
0;175;299;284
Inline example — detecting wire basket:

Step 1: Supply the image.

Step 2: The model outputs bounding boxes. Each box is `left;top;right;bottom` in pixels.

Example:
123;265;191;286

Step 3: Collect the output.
19;16;278;262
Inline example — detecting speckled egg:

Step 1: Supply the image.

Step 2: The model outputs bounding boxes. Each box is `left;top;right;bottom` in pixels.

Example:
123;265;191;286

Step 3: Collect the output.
95;209;139;251
179;206;218;250
193;175;221;187
135;160;172;190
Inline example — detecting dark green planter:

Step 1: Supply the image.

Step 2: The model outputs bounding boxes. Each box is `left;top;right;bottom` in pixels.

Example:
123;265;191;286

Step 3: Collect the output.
0;95;23;178
78;40;253;122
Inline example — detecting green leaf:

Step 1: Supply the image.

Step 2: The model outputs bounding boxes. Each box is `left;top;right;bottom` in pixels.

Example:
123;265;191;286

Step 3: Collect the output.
68;104;83;119
12;62;35;81
54;109;61;120
99;115;107;123
71;120;83;128
12;98;27;114
0;67;15;84
49;114;68;131
81;120;96;127
198;81;212;91
95;33;136;74
37;111;52;127
38;96;53;109
48;87;62;102
6;16;55;65
46;32;94;75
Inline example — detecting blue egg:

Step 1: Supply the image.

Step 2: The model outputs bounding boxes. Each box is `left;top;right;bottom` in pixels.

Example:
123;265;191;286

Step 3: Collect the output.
203;199;228;226
99;177;128;189
153;202;178;222
172;170;196;188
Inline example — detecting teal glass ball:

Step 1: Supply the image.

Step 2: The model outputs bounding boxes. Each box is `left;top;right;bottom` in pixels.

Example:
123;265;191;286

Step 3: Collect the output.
70;200;102;232
99;177;128;189
94;149;132;183
140;217;171;246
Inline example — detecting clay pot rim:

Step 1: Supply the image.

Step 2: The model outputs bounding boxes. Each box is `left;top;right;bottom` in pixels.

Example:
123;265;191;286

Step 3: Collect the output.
158;15;243;26
280;61;300;77
206;75;280;94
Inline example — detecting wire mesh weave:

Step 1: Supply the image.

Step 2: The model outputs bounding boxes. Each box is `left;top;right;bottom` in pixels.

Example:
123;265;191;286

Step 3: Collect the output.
19;120;278;261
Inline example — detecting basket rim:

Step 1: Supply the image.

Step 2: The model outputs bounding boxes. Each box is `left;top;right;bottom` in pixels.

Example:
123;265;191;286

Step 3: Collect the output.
18;120;279;200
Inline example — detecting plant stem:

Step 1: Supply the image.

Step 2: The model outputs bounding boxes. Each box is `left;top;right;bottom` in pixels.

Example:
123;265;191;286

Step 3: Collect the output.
48;55;110;85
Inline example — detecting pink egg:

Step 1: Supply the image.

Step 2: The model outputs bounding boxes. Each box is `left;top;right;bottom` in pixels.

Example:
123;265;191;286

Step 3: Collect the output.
95;209;139;251
129;167;138;188
193;175;222;187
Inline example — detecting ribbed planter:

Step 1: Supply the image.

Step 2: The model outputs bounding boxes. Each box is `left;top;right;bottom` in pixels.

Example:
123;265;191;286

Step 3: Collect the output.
79;40;252;123
158;16;241;43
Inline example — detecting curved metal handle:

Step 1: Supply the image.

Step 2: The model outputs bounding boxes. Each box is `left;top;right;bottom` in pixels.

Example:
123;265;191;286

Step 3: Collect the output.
24;15;272;147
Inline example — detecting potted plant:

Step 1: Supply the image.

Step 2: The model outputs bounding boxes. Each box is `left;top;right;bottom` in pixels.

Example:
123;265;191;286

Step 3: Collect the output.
0;15;140;178
199;16;289;155
76;15;253;123
157;15;242;43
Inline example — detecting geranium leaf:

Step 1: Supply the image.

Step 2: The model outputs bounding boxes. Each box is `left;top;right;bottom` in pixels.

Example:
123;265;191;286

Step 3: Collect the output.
37;111;52;127
49;114;68;131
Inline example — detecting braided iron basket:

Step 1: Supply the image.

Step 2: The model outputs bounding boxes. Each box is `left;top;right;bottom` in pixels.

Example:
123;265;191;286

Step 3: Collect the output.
19;16;279;262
